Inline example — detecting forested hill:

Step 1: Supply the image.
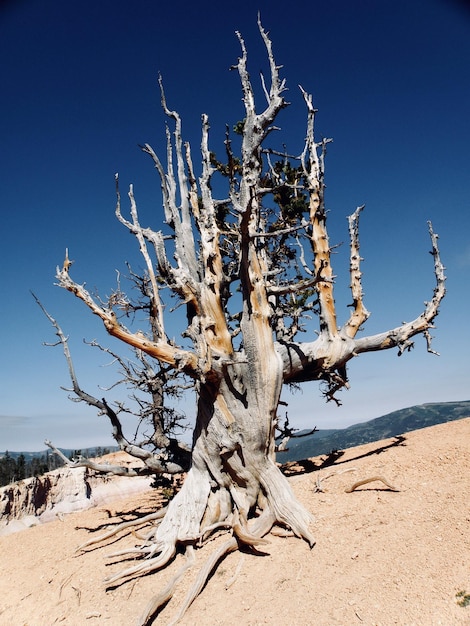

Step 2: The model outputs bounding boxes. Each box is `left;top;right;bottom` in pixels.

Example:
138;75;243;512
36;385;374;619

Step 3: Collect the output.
3;401;469;476
0;446;119;487
277;400;470;463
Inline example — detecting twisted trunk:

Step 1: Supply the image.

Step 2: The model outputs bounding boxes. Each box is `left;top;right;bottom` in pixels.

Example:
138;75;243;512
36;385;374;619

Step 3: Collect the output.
155;349;314;551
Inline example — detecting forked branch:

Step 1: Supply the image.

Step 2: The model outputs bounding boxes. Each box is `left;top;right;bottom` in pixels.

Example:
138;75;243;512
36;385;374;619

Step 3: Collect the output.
55;256;197;373
114;176;165;341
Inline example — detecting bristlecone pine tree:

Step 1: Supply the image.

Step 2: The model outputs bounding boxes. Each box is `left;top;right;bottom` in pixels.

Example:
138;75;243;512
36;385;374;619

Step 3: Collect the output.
54;19;446;625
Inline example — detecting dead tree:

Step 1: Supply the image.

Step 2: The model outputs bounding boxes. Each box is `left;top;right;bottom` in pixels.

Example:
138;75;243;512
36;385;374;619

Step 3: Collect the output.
53;19;445;623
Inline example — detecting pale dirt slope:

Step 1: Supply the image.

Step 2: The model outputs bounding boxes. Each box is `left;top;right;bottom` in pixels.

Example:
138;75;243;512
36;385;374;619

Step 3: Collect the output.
0;418;468;626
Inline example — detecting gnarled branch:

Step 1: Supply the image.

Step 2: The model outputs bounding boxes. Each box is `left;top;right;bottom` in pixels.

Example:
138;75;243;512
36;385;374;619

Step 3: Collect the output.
33;293;189;475
55;259;197;373
353;221;445;355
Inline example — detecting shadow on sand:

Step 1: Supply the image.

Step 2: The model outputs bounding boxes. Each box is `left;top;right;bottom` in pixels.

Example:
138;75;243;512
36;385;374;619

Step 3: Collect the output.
281;435;407;477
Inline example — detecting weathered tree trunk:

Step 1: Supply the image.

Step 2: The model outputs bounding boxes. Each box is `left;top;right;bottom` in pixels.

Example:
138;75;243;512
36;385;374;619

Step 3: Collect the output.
51;18;446;625
156;357;314;552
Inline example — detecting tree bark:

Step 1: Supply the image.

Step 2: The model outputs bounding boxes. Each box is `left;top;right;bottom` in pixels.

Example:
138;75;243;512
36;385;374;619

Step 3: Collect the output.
155;359;315;554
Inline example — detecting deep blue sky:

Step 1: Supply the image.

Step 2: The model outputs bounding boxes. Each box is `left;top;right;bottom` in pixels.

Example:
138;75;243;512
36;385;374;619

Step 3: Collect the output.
1;0;469;451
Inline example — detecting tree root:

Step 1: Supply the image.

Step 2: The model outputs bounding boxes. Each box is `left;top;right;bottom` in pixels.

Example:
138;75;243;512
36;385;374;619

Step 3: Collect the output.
167;536;239;626
76;508;167;552
75;485;282;624
313;467;357;493
75;464;312;624
136;546;196;626
232;509;270;547
224;554;246;589
162;509;276;625
101;512;274;624
260;461;315;547
105;543;176;586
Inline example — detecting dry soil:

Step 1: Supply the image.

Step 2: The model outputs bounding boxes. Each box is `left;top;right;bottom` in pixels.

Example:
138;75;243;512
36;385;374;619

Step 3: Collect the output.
0;418;469;626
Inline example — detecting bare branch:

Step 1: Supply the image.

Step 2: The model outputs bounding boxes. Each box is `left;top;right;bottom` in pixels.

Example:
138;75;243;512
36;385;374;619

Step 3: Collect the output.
33;293;188;474
115;176;165;340
197;113;233;356
342;205;370;338
44;439;154;476
256;16;287;131
55;258;197;372
275;412;317;452
268;273;326;297
353;222;446;355
300;86;337;338
251;219;310;239
157;75;199;281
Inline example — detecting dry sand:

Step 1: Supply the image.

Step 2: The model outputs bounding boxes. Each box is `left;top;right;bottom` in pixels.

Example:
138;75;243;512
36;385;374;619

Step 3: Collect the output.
0;418;469;626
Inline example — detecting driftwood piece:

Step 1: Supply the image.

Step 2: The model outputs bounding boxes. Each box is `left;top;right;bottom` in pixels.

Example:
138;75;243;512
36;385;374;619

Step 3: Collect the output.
345;476;400;493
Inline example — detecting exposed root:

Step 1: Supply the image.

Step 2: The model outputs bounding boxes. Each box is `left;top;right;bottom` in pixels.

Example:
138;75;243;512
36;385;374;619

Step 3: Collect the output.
70;475;313;626
270;527;295;538
167;536;239;625
106;545;157;558
75;463;312;624
77;508;167;552
345;475;400;493
260;461;315;547
198;519;233;544
105;543;176;586
250;506;277;539
164;509;274;626
232;509;270;547
313;467;358;493
225;553;246;589
139;504;275;624
136;546;196;626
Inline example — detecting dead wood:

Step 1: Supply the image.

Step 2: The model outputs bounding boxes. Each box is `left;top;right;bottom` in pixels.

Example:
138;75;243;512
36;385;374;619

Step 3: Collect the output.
345;476;400;493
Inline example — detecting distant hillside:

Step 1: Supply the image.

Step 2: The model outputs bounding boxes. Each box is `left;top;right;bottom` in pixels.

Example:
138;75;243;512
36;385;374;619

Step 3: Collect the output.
0;446;120;486
0;446;119;461
4;401;469;468
277;400;470;462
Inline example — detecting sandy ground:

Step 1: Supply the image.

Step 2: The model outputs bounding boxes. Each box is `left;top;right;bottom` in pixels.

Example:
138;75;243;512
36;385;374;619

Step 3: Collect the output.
0;418;469;626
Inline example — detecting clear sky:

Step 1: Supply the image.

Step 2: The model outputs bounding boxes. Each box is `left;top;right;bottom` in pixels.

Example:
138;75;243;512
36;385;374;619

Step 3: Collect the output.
1;0;469;452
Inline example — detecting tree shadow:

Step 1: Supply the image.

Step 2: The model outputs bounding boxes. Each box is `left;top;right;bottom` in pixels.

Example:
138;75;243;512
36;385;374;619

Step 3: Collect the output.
75;499;167;533
281;435;407;477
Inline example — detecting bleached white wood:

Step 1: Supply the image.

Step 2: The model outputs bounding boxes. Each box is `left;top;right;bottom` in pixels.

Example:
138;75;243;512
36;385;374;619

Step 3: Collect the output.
53;18;446;622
